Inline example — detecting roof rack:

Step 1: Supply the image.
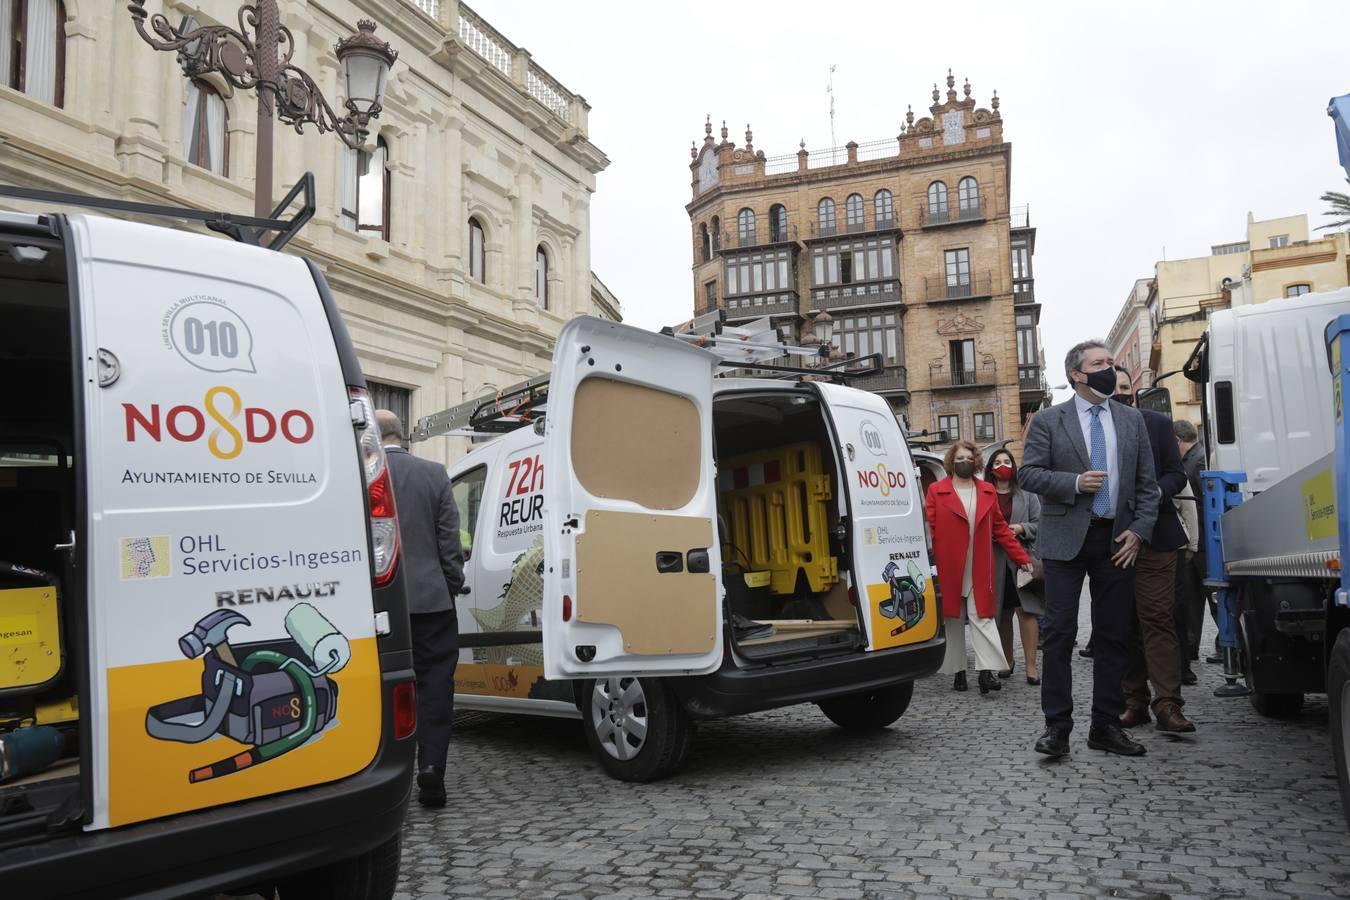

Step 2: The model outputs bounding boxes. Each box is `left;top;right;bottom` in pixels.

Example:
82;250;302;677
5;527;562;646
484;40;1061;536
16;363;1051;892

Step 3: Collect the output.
410;316;885;442
0;172;316;251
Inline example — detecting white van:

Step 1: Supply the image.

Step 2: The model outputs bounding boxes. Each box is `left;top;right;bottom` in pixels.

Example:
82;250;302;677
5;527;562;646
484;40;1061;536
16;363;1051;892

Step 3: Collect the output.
0;187;415;899
436;317;943;782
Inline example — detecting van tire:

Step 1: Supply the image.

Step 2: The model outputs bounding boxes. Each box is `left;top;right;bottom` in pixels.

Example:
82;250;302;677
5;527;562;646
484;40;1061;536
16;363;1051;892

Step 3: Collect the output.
275;834;401;900
583;676;692;782
1249;690;1304;718
817;681;914;730
1327;629;1350;826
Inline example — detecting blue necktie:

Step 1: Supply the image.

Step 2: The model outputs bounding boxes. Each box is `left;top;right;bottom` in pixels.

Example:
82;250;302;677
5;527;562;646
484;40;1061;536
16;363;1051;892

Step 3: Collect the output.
1089;405;1111;517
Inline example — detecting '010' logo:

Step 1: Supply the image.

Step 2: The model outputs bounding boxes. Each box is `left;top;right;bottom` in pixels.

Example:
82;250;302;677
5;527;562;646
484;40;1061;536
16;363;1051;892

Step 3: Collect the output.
123;386;314;460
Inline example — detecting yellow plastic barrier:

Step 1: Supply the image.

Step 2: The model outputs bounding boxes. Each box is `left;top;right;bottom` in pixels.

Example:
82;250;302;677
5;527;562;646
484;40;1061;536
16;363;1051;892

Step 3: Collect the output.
718;442;838;595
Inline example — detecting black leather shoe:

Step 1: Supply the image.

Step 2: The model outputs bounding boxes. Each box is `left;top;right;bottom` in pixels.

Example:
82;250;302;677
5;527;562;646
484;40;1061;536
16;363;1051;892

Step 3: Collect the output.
1025;675;1041;686
998;664;1014;679
1034;726;1070;758
417;766;446;808
1078;646;1094;659
1087;723;1147;756
1181;668;1198;686
953;672;968;692
978;670;994;694
1205;653;1223;664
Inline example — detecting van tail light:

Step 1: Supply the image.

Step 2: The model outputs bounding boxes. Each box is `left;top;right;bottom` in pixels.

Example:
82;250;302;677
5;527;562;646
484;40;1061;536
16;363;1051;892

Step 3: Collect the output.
350;386;400;587
848;586;858;608
392;681;416;739
562;595;572;622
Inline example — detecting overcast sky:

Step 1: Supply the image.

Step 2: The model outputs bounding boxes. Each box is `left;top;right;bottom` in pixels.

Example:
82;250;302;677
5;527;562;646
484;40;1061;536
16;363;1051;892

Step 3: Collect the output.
482;1;1350;401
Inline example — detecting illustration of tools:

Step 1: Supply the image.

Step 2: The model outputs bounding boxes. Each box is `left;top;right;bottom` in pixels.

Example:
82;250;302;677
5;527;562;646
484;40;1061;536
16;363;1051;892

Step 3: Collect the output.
879;560;927;636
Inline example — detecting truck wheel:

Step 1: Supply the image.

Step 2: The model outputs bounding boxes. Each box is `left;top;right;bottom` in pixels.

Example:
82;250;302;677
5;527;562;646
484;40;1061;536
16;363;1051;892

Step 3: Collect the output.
275;834;400;900
583;676;693;782
1249;690;1305;718
817;682;914;730
1329;629;1350;827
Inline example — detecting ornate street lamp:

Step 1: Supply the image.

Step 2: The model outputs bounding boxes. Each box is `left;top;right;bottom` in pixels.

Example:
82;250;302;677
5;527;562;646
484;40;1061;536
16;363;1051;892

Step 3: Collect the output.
128;1;397;220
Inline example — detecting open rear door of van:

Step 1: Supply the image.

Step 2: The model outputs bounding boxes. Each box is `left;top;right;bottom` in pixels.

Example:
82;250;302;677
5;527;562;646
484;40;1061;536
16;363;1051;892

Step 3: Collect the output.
541;318;723;680
813;383;939;652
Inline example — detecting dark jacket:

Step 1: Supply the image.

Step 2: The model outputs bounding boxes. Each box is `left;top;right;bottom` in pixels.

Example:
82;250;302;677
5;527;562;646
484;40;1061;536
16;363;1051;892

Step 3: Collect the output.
384;445;464;615
1134;405;1188;551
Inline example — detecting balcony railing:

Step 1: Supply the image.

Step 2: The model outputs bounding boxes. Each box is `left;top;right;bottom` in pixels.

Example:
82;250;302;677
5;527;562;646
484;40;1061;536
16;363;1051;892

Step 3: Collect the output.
724;291;799;321
852;366;908;396
810;280;902;311
924;272;994;303
929;360;997;389
920;197;988;227
723;224;799;250
806;218;899;241
1010;205;1031;229
1013;281;1036;305
1018;366;1045;392
451;3;581;127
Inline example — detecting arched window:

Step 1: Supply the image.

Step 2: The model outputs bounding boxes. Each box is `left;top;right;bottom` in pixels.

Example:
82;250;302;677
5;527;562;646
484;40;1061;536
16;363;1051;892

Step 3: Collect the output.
469;218;486;283
769;204;787;242
958;176;979;211
535;245;549;309
183;80;228;176
1;1;65;107
711;215;721;251
818;198;836;234
874;190;894;226
340;136;390;240
737;208;756;245
845;194;864;229
1286;283;1312;298
699;223;711;262
927;181;948;215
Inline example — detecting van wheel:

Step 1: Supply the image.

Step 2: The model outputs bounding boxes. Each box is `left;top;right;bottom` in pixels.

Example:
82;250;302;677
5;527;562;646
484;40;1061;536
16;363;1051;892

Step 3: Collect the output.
817;682;914;730
1327;629;1350;826
275;834;400;900
1249;690;1304;718
584;676;692;782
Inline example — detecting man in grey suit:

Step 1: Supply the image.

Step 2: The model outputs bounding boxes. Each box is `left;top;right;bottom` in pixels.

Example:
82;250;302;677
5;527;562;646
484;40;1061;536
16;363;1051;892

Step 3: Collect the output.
1018;341;1159;758
378;410;465;807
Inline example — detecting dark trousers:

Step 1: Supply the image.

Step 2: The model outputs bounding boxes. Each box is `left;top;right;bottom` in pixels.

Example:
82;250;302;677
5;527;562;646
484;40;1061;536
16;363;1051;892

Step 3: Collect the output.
1177;551;1214;659
1041;521;1136;732
1123;544;1183;712
411;608;459;774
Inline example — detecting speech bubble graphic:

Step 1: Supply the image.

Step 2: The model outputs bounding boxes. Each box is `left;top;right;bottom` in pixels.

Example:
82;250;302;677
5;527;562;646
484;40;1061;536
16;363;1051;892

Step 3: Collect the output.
168;301;257;374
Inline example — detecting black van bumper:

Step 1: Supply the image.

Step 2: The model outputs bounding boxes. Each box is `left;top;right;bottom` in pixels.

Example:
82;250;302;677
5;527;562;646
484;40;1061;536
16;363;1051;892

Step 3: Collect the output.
1;653;416;900
672;635;946;720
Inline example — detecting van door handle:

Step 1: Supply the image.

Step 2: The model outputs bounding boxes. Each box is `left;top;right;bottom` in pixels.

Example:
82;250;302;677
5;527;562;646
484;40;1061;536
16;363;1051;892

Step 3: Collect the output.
655;551;684;574
686;549;710;574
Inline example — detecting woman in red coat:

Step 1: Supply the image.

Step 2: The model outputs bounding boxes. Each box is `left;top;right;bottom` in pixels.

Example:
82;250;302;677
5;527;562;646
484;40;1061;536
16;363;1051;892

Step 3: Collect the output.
925;440;1032;694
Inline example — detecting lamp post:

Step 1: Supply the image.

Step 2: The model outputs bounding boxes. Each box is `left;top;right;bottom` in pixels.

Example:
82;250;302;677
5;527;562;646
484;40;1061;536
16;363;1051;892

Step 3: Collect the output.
128;1;397;220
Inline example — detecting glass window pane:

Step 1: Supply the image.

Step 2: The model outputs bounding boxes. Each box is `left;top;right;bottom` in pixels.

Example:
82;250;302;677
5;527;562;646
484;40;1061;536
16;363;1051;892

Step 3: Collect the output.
886;330;897;360
752;265;763;292
827;255;838;283
814;256;824;284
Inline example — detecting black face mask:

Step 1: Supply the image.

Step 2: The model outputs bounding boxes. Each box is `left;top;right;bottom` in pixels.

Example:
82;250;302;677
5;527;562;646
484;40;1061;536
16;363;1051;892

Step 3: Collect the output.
953;460;977;479
1077;366;1118;400
1112;393;1135;407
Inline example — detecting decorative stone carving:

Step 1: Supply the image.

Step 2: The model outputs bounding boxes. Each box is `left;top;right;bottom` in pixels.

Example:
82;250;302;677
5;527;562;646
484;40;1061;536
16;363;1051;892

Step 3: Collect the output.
936;313;984;335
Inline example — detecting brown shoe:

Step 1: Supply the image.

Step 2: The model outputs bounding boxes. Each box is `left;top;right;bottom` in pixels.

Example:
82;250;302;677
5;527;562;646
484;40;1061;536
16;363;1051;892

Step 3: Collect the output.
1119;706;1151;728
1155;703;1196;733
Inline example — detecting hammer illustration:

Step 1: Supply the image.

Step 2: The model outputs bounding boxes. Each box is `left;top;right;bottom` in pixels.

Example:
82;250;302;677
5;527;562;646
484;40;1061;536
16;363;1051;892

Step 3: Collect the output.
178;609;250;667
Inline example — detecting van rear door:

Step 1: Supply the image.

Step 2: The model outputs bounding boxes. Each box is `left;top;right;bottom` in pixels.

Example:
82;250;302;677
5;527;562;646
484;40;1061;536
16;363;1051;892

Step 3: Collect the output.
541;318;723;679
813;383;938;651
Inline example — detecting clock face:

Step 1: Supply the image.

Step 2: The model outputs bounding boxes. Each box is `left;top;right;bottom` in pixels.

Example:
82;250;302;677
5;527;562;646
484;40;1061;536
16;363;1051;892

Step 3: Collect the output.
698;151;720;193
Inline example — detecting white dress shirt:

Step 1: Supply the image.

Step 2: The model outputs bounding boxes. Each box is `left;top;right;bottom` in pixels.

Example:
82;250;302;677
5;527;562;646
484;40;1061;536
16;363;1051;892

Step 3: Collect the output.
1074;393;1119;515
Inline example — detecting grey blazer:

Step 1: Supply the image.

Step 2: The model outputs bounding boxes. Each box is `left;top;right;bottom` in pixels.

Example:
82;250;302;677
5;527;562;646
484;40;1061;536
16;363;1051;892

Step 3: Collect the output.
993;488;1045;617
1016;398;1159;562
384;445;465;615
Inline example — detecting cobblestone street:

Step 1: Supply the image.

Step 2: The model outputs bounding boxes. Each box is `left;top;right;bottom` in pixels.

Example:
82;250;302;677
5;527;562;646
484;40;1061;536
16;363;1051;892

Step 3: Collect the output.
396;612;1350;900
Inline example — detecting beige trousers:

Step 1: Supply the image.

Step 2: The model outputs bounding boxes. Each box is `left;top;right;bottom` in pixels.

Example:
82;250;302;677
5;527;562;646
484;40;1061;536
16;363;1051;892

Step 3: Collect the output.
938;593;1010;674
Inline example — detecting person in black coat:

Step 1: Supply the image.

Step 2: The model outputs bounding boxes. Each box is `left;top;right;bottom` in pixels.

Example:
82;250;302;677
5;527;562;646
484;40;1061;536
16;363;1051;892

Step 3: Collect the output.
1112;369;1196;733
378;410;464;808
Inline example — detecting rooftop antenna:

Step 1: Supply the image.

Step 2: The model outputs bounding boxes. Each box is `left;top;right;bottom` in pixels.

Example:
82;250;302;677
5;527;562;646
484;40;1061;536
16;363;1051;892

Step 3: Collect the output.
827;64;838;165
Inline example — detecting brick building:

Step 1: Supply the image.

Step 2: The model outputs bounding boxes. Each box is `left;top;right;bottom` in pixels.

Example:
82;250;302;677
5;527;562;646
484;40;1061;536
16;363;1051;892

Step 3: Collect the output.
685;72;1046;450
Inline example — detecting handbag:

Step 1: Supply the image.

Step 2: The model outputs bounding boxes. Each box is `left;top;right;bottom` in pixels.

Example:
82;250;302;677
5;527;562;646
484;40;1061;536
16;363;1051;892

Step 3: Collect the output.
1015;533;1045;589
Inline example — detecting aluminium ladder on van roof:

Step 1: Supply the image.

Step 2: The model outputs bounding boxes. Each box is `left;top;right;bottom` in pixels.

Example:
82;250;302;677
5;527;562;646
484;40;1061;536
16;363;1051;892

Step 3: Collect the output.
410;314;883;443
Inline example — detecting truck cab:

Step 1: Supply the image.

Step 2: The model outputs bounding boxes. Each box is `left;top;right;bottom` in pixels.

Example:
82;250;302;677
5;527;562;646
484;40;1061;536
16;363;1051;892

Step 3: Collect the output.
438;317;944;782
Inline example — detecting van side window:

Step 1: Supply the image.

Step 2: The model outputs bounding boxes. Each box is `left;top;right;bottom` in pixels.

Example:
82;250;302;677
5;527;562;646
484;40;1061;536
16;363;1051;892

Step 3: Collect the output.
451;466;488;558
1213;381;1236;445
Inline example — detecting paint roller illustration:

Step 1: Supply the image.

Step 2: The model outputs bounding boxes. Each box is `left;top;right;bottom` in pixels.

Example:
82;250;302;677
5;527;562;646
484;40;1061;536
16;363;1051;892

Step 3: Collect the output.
879;560;926;636
145;603;350;783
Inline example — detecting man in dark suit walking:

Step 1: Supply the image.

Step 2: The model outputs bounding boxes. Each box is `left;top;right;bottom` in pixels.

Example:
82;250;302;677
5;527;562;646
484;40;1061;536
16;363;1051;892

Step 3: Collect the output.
1112;367;1196;733
378;410;464;808
1019;341;1159;758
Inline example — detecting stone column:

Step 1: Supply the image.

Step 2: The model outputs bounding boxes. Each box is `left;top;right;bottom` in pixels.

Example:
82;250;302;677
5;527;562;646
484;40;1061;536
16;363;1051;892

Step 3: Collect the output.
442;104;467;296
512;161;535;305
116;2;169;181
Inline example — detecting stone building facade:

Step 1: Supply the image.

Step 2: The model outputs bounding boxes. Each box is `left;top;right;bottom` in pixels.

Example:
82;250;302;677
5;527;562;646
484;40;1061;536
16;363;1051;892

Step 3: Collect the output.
0;0;611;462
685;73;1045;452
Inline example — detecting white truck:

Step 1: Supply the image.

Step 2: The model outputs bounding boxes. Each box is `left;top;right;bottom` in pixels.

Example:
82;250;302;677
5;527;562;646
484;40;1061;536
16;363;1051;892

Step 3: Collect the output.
1182;286;1350;823
415;316;946;782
